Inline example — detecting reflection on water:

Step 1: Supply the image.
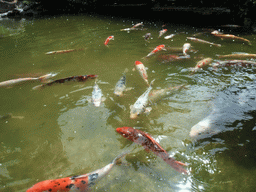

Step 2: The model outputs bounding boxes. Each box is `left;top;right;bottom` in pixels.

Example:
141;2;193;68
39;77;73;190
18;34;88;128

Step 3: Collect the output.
0;14;256;191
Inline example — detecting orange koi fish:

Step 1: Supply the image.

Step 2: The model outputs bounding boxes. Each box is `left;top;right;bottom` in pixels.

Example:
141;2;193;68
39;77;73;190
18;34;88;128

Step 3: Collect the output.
104;36;114;46
0;73;55;88
134;61;149;86
32;75;97;90
158;29;167;38
26;153;127;192
116;127;187;174
145;44;166;58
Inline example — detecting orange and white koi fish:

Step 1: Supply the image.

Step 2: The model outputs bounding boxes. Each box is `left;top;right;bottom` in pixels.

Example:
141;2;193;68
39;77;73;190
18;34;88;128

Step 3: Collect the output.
211;30;251;45
191;58;213;73
104;35;114;46
145;44;166;58
158;29;167;38
217;53;256;59
132;22;143;28
26;152;127;192
134;61;149;86
182;43;191;55
116;127;187;174
130;80;155;119
0;73;55;88
187;37;221;47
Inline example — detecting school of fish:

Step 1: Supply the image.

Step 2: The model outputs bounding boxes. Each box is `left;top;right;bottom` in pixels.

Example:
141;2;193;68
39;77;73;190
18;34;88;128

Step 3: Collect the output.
2;21;255;191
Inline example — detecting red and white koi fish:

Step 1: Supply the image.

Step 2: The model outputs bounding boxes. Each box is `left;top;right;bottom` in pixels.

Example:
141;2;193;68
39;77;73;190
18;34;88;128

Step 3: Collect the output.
158;29;167;38
187;37;221;47
132;22;143;28
217;53;256;59
104;36;114;46
130;80;155;119
26;152;127;192
182;43;191;55
191;58;213;73
211;31;251;45
145;44;166;58
0;73;55;88
134;61;149;86
45;49;80;55
211;60;256;68
32;75;97;90
116;127;187;174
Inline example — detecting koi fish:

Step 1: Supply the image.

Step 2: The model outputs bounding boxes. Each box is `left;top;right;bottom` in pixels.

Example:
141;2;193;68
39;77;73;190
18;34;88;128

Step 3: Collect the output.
0;73;55;88
104;36;114;46
120;28;147;31
158;29;167;38
191;58;213;73
149;85;186;103
32;75;97;90
26;152;127;192
157;54;190;63
211;60;256;68
143;33;152;41
0;113;24;120
211;31;251;45
91;80;104;107
45;49;80;55
145;44;166;58
134;61;149;86
217;53;256;59
164;34;175;39
132;22;143;28
187;37;221;47
182;43;191;55
116;127;187;174
114;68;128;96
130;79;155;119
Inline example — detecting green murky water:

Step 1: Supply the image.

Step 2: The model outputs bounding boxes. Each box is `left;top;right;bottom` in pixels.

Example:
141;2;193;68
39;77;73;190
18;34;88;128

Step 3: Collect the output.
1;14;256;192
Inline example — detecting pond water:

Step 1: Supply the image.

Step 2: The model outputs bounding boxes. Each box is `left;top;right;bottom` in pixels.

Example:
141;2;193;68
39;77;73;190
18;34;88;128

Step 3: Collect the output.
1;14;256;192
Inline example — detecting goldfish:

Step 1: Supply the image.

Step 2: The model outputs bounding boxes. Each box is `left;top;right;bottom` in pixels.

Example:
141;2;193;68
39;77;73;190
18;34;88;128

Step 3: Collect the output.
130;79;155;119
211;31;251;45
134;61;149;86
114;68;128;96
32;75;97;90
26;152;127;192
190;58;213;73
116;127;187;174
104;36;114;46
145;44;166;58
217;53;256;59
158;29;167;38
149;85;186;103
187;37;221;47
0;73;55;88
182;43;191;55
91;79;104;107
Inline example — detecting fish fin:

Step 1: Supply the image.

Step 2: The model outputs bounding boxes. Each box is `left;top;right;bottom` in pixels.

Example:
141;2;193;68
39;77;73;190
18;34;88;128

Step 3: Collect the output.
112;151;129;164
164;156;188;174
175;160;187;166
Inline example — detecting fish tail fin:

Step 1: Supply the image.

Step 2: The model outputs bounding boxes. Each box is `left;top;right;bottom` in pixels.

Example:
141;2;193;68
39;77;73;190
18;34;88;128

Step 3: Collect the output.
112;151;129;165
149;79;155;87
163;156;188;174
38;73;57;83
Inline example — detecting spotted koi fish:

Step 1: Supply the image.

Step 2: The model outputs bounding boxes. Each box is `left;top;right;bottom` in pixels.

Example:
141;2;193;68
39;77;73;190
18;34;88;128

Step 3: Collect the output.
0;73;55;88
26;152;127;192
104;36;114;46
145;44;166;58
32;75;97;90
158;29;167;38
143;33;152;41
134;61;149;86
116;127;187;174
191;58;213;73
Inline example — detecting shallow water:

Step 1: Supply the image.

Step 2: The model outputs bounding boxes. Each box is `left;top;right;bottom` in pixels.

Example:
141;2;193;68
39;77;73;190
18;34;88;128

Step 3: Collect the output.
1;14;256;192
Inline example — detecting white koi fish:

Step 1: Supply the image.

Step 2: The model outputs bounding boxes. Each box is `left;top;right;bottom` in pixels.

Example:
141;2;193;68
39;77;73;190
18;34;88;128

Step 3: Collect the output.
187;37;221;47
130;79;155;119
114;68;128;96
182;43;191;55
134;61;149;86
0;73;55;88
91;80;104;107
164;34;175;39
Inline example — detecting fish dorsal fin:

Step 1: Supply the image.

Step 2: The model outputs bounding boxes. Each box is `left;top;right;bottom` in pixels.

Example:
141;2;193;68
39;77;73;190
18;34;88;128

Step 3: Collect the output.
142;132;165;153
70;173;90;180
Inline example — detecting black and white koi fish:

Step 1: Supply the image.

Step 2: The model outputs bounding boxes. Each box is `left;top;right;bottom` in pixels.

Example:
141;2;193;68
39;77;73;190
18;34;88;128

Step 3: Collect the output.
114;68;128;96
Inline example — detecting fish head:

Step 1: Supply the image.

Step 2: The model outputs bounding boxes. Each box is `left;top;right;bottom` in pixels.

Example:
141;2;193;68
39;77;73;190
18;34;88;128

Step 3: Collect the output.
116;127;136;141
135;61;143;66
130;106;141;119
